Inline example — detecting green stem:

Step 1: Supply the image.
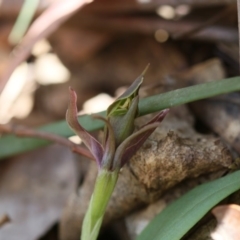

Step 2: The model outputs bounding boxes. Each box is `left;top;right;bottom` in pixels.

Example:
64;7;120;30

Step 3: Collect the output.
81;169;119;240
8;0;40;44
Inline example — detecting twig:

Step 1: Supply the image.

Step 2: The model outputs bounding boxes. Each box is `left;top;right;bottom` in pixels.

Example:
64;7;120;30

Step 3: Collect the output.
76;15;238;43
81;0;236;14
0;124;94;160
173;4;237;39
0;0;236;17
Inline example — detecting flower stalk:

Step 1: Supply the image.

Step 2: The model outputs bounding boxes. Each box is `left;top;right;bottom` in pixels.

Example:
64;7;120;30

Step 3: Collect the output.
66;66;169;240
81;169;119;240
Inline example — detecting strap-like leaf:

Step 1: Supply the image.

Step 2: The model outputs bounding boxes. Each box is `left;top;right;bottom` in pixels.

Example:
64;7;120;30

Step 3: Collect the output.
66;87;103;166
2;76;240;160
137;170;240;240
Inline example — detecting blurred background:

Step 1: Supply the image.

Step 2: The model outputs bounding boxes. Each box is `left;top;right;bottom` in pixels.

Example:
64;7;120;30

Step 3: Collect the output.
0;0;239;240
0;0;238;126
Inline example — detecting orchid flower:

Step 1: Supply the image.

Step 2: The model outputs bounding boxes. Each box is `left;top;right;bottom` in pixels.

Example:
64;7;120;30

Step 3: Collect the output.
66;67;169;240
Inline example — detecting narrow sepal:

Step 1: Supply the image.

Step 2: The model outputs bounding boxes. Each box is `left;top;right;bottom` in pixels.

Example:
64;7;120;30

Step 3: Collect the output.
141;109;169;128
113;109;169;168
92;115;116;170
66;87;103;166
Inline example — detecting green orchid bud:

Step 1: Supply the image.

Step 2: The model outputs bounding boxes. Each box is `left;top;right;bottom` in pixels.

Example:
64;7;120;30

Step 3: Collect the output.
107;64;149;117
106;65;149;146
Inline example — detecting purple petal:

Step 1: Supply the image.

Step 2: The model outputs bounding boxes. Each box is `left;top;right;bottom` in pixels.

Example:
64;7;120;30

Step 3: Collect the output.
141;109;169;127
92;115;116;170
66;87;103;166
113;109;169;169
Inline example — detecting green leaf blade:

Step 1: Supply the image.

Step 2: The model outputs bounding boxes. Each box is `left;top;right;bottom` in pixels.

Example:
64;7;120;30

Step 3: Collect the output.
137;170;240;240
1;77;240;159
139;76;240;116
0;111;106;159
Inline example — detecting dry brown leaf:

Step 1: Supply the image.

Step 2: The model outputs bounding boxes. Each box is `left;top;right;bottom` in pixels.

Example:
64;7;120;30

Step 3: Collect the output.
211;204;240;240
0;144;78;240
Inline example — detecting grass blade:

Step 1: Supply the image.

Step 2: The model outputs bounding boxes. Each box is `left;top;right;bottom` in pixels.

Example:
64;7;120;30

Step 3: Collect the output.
0;111;105;159
8;0;40;45
139;76;240;115
137;170;240;240
0;76;240;159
